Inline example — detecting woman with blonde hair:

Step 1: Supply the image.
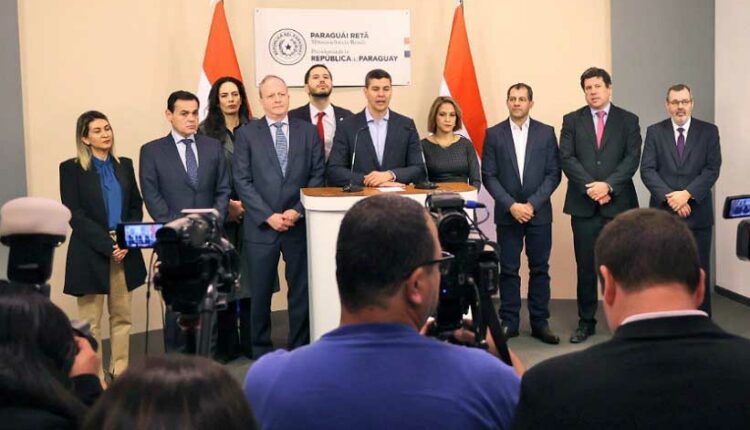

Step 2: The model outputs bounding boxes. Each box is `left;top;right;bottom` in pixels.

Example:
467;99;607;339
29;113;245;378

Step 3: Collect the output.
421;96;481;189
59;110;146;382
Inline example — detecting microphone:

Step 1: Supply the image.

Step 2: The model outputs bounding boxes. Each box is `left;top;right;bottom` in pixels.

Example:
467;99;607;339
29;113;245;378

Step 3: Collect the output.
464;200;486;209
342;124;369;193
414;136;438;190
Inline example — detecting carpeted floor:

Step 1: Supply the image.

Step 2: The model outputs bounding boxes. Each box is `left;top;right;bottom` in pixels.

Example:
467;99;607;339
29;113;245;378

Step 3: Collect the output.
115;293;749;383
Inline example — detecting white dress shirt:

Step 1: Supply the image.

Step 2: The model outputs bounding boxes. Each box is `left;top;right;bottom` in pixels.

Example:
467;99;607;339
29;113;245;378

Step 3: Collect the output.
171;130;198;170
672;117;692;145
620;309;708;326
509;117;530;185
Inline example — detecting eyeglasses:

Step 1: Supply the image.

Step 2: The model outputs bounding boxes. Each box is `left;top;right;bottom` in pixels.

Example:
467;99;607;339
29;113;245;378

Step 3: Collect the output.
413;251;455;277
668;99;693;107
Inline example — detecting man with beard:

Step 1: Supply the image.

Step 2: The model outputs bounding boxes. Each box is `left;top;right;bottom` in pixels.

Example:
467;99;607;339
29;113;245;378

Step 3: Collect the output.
289;64;353;160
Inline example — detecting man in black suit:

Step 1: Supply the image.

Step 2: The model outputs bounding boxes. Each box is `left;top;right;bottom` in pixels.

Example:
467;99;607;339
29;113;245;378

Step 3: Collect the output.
288;64;353;160
139;90;231;352
482;83;561;344
560;67;641;343
513;209;750;429
641;84;721;316
327;68;424;187
233;75;325;359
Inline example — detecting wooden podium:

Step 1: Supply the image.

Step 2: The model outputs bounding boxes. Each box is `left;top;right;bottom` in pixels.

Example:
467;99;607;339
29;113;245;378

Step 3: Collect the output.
300;183;478;340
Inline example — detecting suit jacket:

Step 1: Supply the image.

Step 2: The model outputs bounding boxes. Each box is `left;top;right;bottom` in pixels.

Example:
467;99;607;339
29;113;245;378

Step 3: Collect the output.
327;109;424;186
513;316;750;429
560;104;641;218
139;133;230;223
482;118;561;225
641;117;721;228
233;117;325;244
288;103;354;124
59;157;146;295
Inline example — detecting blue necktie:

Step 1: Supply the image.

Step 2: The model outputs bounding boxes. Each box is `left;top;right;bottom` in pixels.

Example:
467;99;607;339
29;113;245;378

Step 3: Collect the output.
273;122;288;176
182;139;198;187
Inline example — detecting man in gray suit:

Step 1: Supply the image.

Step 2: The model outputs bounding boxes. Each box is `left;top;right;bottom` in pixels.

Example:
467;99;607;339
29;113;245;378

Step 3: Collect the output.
233;75;325;359
640;84;721;315
139;90;231;352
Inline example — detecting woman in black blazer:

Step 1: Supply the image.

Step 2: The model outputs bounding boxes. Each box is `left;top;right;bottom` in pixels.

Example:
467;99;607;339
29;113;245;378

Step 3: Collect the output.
59;111;146;381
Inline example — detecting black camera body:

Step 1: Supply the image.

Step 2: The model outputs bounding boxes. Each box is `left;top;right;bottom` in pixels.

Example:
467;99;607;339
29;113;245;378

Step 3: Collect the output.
152;210;240;315
425;193;499;334
722;195;750;261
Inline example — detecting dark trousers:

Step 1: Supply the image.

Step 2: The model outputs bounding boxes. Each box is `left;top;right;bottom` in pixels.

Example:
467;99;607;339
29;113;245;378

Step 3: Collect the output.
215;298;253;359
692;226;712;316
497;223;553;331
247;236;310;359
571;214;611;328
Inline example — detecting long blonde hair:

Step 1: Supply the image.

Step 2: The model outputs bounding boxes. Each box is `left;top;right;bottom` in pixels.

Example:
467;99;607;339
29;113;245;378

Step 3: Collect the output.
75;110;118;171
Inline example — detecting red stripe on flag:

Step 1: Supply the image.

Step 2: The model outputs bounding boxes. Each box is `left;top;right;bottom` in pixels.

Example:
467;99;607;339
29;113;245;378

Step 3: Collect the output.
203;1;243;83
443;4;487;158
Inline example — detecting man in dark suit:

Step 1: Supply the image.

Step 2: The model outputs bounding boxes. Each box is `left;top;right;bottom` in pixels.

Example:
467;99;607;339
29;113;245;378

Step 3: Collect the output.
288;64;353;160
482;83;561;344
560;67;641;343
139;90;231;352
641;84;721;316
233;75;325;359
327;68;424;187
513;209;750;429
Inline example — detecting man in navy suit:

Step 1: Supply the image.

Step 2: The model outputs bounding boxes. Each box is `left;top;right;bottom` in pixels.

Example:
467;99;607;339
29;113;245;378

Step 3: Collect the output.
139;90;231;352
640;84;721;316
560;67;641;343
513;209;750;429
482;83;561;344
327;68;424;187
233;75;325;359
288;64;353;160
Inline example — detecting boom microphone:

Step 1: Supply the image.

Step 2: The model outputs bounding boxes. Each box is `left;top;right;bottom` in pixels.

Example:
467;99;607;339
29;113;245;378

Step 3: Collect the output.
342;124;369;193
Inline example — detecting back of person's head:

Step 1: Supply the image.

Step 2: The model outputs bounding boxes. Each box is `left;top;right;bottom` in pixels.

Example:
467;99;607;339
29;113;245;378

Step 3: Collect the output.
595;208;701;293
336;194;435;311
0;282;84;424
82;355;256;430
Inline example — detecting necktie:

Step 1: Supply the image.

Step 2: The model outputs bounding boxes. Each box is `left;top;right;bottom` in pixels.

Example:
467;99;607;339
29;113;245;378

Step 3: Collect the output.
595;110;606;149
315;111;326;146
273;122;288;176
676;127;685;160
182;139;198;187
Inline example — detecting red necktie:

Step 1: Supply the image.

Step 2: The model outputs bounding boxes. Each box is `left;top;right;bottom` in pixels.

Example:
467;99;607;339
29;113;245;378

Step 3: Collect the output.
316;111;326;146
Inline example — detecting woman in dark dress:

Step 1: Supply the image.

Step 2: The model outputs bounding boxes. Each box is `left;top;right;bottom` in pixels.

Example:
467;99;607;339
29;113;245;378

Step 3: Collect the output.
200;76;254;361
420;96;481;190
59;111;146;382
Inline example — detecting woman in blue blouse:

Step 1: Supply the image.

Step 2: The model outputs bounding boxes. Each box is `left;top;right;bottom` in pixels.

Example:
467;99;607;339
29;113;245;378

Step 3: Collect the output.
59;111;146;382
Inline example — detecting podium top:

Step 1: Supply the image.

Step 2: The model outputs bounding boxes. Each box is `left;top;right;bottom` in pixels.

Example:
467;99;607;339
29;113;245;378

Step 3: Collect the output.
302;182;476;198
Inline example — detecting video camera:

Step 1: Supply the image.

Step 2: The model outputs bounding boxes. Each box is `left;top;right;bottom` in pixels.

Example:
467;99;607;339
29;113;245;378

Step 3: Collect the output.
425;193;511;366
117;209;239;356
722;195;750;260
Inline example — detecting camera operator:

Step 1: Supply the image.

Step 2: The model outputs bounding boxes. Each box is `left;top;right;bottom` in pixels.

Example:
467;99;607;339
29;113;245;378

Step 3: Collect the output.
0;282;103;429
244;194;522;429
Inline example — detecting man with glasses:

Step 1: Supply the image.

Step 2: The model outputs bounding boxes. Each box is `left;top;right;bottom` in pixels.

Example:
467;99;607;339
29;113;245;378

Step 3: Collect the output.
244;194;522;429
640;84;721;315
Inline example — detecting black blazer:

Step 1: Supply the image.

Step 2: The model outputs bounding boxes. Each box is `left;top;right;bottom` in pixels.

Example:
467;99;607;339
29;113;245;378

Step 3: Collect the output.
139;133;231;222
59;157;146;296
641;118;722;229
513;316;750;429
233;117;325;244
288;103;354;124
327;110;424;186
560;105;641;218
482;118;561;225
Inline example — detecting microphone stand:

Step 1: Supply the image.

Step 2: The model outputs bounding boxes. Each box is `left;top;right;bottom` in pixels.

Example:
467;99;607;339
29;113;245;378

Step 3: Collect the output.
415;139;438;190
342;125;369;193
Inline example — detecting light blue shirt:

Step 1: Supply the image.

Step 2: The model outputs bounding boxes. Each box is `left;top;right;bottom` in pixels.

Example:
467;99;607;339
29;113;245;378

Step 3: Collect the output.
365;108;389;165
266;116;289;155
589;102;611;129
171;130;198;170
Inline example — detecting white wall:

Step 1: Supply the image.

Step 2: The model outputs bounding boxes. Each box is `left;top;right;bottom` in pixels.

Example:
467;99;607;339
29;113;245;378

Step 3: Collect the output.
715;0;750;298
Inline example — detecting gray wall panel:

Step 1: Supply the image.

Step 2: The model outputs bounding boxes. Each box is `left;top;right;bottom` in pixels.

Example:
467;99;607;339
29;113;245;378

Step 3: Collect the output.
0;0;28;278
